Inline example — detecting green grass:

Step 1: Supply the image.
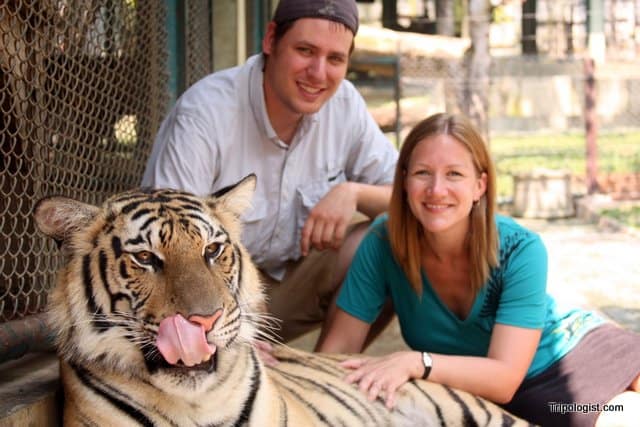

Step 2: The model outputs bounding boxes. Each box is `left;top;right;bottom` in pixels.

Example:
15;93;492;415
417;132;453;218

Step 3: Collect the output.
490;131;640;198
599;205;640;229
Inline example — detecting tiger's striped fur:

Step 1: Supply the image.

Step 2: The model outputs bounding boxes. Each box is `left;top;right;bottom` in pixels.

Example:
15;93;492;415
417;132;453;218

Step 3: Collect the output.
34;175;535;426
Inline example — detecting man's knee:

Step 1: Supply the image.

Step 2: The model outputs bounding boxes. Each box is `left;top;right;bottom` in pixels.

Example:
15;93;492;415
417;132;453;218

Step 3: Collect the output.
263;249;338;342
261;219;371;343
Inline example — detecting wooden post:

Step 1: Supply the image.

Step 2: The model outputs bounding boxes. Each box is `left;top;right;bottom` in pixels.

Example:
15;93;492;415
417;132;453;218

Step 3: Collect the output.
521;0;537;55
381;0;398;29
584;58;599;194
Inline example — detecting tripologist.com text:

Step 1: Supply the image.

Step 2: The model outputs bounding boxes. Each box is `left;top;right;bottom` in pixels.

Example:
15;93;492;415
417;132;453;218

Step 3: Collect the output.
548;402;624;415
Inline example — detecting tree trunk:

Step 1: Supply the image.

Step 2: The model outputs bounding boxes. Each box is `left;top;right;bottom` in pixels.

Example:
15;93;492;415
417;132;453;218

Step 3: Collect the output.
436;0;460;114
462;0;491;141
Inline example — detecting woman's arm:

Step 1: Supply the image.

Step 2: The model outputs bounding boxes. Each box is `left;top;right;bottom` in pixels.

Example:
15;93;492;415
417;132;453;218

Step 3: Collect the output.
316;308;371;354
342;323;541;407
428;324;541;403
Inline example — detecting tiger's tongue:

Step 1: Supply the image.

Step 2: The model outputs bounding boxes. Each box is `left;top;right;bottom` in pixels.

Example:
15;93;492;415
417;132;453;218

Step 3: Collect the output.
156;314;216;366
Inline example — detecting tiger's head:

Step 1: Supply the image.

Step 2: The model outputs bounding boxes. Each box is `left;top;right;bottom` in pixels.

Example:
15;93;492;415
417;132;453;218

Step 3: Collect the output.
34;175;268;394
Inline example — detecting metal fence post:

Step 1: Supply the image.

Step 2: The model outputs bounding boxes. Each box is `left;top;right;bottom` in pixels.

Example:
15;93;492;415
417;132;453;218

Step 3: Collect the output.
584;57;599;194
164;0;186;104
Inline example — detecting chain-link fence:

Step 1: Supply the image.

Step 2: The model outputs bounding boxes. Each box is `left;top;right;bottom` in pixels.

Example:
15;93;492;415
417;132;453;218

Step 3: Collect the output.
0;2;167;330
353;12;640;201
372;53;640;194
184;0;214;88
524;0;640;60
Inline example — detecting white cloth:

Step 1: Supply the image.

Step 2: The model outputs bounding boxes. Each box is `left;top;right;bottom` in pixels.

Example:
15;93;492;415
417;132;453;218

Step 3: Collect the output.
142;54;398;279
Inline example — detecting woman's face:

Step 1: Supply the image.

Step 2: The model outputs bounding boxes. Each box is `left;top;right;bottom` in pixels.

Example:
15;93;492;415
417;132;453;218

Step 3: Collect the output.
404;134;487;236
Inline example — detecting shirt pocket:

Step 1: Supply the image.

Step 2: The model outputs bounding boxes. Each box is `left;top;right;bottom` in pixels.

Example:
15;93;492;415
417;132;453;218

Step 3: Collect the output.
297;166;346;211
294;166;347;246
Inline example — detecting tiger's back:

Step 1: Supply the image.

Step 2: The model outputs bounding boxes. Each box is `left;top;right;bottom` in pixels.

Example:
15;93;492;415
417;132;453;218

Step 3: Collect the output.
33;175;534;426
268;345;529;426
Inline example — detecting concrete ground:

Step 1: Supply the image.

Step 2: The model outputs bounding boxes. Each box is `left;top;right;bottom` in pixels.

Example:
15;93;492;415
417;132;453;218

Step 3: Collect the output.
520;216;640;333
289;215;640;355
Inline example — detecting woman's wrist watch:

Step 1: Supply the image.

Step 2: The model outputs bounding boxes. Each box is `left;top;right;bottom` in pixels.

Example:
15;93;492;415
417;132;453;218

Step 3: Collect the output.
421;352;433;379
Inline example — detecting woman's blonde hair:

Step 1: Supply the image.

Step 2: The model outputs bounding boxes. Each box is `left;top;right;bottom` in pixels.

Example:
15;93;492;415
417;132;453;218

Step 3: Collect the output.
387;113;498;296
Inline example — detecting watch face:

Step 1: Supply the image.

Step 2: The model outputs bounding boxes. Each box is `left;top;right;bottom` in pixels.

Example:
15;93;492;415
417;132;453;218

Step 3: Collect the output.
421;352;432;380
422;352;432;367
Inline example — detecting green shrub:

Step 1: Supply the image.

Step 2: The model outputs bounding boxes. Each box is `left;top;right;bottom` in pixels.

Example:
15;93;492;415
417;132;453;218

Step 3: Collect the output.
599;205;640;229
491;132;640;198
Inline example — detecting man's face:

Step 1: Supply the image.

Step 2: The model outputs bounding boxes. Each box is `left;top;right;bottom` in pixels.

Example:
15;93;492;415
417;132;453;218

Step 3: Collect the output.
262;18;353;119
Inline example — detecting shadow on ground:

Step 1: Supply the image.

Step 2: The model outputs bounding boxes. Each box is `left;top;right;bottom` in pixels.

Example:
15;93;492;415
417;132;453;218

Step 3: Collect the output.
599;306;640;333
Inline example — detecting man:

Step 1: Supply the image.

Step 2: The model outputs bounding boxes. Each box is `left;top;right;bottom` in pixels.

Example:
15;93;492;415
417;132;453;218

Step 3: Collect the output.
142;0;397;346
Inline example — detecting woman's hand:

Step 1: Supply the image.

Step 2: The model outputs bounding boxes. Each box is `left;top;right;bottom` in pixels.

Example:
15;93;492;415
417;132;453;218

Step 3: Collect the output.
341;351;423;409
254;339;279;367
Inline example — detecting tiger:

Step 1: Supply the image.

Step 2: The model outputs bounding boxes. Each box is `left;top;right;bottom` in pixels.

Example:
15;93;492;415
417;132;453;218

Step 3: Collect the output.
33;174;535;426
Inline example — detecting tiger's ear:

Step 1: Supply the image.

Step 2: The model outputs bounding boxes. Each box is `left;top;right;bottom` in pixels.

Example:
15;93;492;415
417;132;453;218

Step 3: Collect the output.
209;174;257;217
33;197;101;246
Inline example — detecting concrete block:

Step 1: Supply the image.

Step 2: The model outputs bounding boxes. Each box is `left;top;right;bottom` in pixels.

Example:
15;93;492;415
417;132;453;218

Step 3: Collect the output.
512;169;575;218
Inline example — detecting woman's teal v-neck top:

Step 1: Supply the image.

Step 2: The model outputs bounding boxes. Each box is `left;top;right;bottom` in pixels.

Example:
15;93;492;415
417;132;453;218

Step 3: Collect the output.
337;214;604;378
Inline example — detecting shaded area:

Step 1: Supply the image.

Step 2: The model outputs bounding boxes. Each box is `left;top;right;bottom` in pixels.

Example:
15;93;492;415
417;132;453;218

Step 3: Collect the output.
600;306;640;333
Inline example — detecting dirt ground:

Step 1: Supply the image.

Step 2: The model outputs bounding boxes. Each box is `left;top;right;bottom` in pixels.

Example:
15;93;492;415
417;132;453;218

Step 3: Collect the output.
288;215;640;356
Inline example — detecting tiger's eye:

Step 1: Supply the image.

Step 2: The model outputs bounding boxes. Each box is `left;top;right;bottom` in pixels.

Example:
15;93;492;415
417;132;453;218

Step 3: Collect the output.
204;243;222;259
133;251;153;265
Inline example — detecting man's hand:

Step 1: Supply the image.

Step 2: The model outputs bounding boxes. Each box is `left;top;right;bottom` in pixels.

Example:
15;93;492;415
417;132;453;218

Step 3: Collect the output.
300;182;358;256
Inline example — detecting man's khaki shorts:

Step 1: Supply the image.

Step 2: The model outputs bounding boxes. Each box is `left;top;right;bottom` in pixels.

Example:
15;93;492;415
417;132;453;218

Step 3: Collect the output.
260;247;339;343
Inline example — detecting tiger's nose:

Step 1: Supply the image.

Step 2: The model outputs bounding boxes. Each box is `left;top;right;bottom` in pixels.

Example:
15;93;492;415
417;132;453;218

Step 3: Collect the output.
189;308;223;332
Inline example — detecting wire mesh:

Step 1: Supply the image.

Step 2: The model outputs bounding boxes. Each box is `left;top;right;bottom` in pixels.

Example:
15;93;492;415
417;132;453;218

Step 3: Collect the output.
185;0;213;88
352;6;640;200
400;55;640;196
0;1;168;323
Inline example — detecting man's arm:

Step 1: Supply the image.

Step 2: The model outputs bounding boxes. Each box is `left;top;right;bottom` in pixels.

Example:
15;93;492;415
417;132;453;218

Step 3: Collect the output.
351;182;393;219
141;112;218;196
299;182;391;256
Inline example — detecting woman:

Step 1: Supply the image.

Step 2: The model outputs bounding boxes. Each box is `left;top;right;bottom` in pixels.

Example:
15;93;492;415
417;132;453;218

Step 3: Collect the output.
317;113;640;426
